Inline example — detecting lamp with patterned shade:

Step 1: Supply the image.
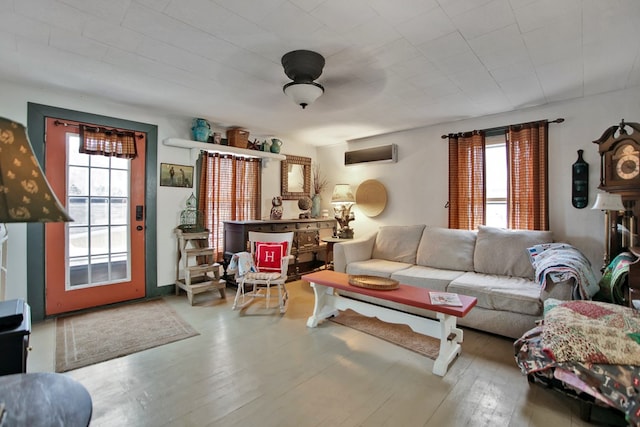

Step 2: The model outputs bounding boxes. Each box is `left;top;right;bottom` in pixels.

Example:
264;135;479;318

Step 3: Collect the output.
0;117;72;300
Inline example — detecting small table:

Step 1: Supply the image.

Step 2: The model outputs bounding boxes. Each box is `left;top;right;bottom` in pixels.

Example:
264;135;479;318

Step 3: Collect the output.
321;237;348;270
301;270;477;376
0;373;92;426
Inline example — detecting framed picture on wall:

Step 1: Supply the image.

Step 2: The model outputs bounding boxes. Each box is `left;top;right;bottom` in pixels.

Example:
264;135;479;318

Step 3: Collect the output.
160;163;194;188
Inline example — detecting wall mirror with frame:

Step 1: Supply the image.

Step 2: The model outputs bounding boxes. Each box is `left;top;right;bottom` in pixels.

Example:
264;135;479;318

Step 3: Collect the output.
281;155;311;200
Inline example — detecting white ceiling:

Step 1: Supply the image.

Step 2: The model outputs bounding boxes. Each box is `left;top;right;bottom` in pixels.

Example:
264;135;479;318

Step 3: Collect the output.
2;0;639;146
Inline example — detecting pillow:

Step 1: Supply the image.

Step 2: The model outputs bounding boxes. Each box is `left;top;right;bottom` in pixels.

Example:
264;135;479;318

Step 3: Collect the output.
416;227;476;271
254;241;288;273
474;225;553;279
371;225;426;264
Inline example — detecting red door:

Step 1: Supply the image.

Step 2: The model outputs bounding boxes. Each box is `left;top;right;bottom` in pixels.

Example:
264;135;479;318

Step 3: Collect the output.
44;117;146;315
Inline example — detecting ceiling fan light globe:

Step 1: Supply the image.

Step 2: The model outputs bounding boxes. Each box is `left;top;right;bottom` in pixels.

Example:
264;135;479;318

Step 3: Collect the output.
283;82;324;109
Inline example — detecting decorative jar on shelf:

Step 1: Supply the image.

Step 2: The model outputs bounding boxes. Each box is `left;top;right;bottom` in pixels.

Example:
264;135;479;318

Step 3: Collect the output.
192;118;211;142
311;194;321;218
270;138;282;154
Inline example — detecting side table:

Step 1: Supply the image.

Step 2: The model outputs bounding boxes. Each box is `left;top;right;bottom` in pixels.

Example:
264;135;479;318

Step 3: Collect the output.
322;237;350;270
0;300;30;376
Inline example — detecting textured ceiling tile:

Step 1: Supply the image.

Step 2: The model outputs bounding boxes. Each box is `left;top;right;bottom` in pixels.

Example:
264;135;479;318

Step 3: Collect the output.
16;0;88;33
583;42;633;96
430;50;485;75
258;1;324;38
514;0;581;34
213;0;288;24
536;58;584;102
82;19;145;51
164;0;253;38
309;0;378;33
522;16;582;67
368;38;421;69
49;27;110;60
438;0;493;18
340;15;401;49
395;7;457;46
387;56;440;80
489;58;537;83
418;31;471;62
498;74;546;108
1;11;50;44
56;0;132;21
450;0;515;40
368;0;439;25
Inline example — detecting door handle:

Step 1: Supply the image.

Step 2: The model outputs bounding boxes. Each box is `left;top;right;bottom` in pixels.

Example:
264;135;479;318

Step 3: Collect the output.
136;205;144;221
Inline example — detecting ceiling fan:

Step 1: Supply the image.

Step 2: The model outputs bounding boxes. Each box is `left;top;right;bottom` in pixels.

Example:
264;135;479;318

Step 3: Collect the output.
281;50;325;109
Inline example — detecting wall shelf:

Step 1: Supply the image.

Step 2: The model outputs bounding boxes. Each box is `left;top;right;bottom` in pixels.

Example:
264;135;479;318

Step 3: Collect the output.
163;138;286;162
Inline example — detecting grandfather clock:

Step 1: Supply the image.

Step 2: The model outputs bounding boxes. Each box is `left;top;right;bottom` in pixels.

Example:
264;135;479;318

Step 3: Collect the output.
593;119;640;307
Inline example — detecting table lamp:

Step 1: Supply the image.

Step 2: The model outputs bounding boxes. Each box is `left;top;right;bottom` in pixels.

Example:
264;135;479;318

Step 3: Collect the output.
331;184;355;239
0;117;72;300
592;191;625;270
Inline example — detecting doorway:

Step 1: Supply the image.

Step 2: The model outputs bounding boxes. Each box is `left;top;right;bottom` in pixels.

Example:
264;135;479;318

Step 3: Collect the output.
44;118;146;315
26;103;159;321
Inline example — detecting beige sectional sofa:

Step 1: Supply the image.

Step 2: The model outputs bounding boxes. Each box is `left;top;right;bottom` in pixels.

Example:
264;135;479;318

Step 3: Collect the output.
333;225;575;339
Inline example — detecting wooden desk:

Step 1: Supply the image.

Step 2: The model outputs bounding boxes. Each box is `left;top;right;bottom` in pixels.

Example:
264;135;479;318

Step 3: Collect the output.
0;373;92;426
301;270;477;376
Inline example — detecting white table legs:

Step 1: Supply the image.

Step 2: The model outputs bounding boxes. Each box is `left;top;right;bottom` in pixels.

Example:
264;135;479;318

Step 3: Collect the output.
306;282;464;376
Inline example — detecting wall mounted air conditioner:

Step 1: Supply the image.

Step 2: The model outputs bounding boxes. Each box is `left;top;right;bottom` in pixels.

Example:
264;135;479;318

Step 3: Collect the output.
344;144;397;165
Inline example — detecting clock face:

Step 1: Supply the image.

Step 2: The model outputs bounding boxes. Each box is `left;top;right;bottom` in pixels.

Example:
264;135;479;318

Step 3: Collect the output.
615;144;640;180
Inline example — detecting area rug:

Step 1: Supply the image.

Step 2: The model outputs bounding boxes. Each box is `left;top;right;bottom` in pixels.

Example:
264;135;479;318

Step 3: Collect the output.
329;309;440;360
56;299;198;372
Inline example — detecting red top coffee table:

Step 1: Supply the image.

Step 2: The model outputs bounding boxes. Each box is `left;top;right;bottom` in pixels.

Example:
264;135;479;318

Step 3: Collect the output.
301;270;477;376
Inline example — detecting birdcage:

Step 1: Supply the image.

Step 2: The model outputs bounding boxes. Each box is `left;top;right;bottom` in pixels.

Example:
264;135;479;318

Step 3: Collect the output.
178;193;205;232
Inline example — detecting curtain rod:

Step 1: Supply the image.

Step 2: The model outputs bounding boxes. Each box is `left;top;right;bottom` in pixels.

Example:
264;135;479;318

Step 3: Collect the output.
440;117;564;139
53;120;144;139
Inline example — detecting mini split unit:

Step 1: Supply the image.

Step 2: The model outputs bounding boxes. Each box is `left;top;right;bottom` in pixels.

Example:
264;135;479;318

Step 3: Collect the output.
344;144;398;165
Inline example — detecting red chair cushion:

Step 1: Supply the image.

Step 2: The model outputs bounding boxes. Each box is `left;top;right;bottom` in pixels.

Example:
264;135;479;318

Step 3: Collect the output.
254;241;288;273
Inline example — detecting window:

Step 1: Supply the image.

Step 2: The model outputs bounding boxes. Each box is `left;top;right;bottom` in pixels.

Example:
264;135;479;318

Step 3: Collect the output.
198;153;261;260
448;120;549;230
485;135;507;228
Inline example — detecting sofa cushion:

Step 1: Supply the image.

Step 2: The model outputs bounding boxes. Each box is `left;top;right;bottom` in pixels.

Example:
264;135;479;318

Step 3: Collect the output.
447;272;543;316
416;227;476;271
346;259;413;278
371;225;426;264
474;226;553;279
390;265;464;292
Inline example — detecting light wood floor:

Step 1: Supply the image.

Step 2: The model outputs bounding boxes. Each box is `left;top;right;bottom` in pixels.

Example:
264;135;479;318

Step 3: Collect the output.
29;281;608;426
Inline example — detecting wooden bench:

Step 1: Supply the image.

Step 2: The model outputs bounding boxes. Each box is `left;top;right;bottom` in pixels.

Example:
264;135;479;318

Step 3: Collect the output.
301;270;477;376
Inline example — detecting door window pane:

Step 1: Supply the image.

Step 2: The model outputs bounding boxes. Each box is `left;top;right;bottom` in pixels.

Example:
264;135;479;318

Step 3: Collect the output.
68;197;89;225
68;167;89;195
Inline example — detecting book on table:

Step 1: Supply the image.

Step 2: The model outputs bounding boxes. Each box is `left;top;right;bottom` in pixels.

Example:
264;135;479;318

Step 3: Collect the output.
429;291;463;306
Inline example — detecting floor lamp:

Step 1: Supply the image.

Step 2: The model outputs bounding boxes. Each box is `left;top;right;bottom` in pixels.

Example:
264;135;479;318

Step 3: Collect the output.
0;117;72;301
592;191;625;271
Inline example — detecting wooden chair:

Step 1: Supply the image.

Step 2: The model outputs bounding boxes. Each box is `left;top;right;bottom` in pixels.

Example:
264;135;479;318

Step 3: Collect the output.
232;231;294;313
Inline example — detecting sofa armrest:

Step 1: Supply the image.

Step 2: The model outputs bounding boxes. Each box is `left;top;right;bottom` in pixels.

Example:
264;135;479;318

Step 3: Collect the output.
333;232;377;273
540;275;574;301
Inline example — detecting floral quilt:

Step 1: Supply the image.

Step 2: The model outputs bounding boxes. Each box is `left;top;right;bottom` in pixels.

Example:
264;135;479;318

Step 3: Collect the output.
542;299;640;365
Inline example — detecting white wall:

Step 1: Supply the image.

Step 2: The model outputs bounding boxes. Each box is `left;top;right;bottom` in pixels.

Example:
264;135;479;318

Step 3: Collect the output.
0;80;317;300
317;87;640;273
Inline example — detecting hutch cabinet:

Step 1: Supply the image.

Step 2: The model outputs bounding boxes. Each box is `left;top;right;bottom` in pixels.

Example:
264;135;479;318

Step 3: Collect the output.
223;218;336;282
